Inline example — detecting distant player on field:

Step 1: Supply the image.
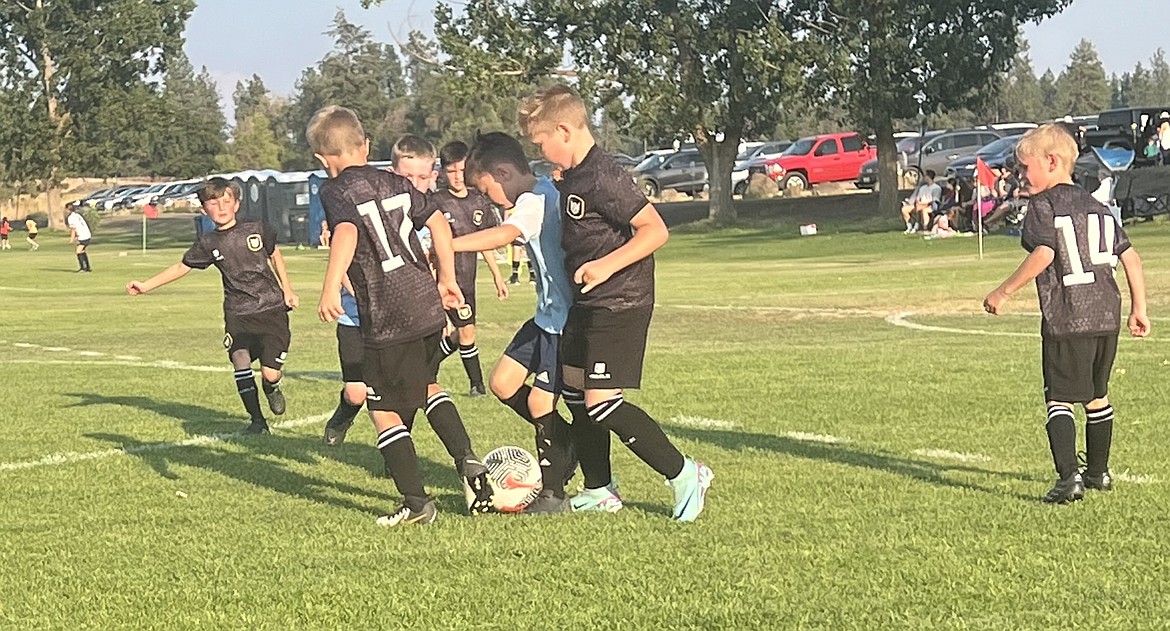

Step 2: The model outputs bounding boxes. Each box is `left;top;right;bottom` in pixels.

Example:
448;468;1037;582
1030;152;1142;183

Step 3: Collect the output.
984;124;1149;504
312;112;492;524
0;216;10;250
66;205;93;272
25;217;39;251
430;141;510;397
519;84;713;522
127;178;298;434
450;131;577;514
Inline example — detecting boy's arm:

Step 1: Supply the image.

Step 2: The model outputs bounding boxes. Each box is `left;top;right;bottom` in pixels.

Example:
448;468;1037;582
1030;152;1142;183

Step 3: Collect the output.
983;246;1054;315
1120;248;1151;337
127;263;193;295
425;212;465;310
452;224;523;253
318;223;357;322
268;247;299;309
576;203;668;294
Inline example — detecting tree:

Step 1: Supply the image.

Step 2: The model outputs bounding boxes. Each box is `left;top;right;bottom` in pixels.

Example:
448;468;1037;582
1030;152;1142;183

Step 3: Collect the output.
233;74;297;169
217;111;282;171
1055;39;1110;116
795;0;1071;219
153;51;227;177
1038;69;1059;118
1129;50;1170;107
998;37;1043;123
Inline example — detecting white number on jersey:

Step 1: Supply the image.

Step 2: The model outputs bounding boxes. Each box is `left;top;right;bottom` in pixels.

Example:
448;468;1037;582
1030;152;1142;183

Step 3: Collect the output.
1054;213;1117;287
356;193;418;273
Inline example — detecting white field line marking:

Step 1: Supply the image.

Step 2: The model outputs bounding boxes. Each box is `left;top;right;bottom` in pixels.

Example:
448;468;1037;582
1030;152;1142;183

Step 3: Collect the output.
0;286;43;292
1114;470;1158;485
661;303;885;317
0;359;226;373
886;312;1038;338
912;448;993;463
670;415;740;430
0;413;331;473
41;346;71;352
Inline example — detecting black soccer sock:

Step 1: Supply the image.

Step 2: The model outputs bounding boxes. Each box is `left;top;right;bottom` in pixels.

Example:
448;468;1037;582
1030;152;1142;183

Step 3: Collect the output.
234;369;264;421
439;333;458;359
1046;404;1079;479
377;425;429;511
262;376;281;394
563;387;611;489
80;252;91;270
459;344;485;389
500;385;535;424
1085;405;1115;475
588;394;686;479
329;389;363;426
533;410;572;497
76;253;86;270
511;260;520;276
424;391;476;473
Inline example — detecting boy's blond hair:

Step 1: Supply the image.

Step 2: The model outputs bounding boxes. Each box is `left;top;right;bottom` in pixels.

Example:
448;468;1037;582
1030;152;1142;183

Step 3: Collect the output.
518;84;589;136
392;134;436;163
1015;124;1078;174
306;105;366;156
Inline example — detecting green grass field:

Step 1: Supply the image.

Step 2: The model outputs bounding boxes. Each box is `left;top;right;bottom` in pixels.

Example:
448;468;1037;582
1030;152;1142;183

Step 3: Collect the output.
2;204;1169;629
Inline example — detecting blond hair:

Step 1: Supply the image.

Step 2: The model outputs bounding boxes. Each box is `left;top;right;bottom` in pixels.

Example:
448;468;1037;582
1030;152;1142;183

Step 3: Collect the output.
392;134;436;163
518;84;589;136
1015;124;1078;175
306;105;366;156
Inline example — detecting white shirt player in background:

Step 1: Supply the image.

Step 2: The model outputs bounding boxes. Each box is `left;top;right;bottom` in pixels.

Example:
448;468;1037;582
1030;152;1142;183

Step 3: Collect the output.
66;205;93;272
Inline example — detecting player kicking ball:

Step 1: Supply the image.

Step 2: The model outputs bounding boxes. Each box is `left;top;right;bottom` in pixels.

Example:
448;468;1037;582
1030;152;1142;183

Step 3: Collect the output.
984;124;1149;504
127;179;298;434
450;132;577;514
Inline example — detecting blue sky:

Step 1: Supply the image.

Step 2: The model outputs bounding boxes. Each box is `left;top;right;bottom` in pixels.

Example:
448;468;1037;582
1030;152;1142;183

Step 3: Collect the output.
185;0;1162;118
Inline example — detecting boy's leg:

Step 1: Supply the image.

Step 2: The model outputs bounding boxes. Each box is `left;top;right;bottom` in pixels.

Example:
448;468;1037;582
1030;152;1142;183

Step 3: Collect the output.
256;310;290;416
559;311;615;503
451;298;485;396
325;325;365;446
228;347;267;433
365;343;434;525
1040;337;1095;503
1084;335;1119;490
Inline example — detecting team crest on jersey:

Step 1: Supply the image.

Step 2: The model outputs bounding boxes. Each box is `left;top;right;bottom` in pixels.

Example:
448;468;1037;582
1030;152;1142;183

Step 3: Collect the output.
472;209;484;226
457;304;474;320
246;234;263;252
567;194;586;220
223;333;233;349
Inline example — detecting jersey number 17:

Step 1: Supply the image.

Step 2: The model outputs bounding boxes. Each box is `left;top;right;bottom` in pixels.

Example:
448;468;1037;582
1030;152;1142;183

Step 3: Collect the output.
1055;213;1117;287
356;194;417;273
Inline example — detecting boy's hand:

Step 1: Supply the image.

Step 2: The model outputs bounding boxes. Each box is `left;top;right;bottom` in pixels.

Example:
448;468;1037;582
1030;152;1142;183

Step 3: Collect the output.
983;289;1009;315
126;281;147;296
284;291;300;310
495;276;509;300
318;292;343;323
1129;311;1151;338
438;279;464;311
575;259;614;294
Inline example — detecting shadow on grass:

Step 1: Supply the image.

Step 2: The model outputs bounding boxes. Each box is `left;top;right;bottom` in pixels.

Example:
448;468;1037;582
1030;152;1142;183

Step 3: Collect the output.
667;424;1039;503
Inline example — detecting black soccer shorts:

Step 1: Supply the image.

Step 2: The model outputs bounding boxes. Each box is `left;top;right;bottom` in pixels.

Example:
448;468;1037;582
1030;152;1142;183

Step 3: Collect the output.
1042;334;1118;404
336;324;364;383
560;305;653;390
446;290;477;327
504;319;562;393
364;331;441;413
223;307;290;371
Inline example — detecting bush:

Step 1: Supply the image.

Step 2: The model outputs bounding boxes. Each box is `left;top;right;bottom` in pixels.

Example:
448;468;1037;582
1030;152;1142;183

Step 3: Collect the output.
79;206;102;231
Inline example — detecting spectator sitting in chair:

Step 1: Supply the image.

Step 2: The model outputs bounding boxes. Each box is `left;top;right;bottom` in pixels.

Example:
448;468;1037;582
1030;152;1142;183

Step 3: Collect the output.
900;169;941;233
983;168;1029;231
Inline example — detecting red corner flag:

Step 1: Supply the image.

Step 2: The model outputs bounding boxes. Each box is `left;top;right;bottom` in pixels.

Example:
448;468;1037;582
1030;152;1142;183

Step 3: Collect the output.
976;157;996;190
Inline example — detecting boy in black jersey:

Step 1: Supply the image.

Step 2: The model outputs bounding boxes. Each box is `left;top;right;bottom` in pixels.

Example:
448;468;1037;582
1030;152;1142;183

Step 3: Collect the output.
984;124;1150;504
519;84;713;522
432;141;510;397
127;178;299;434
311;111;492;525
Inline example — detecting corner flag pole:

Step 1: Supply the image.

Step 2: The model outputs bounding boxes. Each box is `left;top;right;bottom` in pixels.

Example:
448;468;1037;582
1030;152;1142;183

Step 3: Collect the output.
977;186;984;260
142;213;147;252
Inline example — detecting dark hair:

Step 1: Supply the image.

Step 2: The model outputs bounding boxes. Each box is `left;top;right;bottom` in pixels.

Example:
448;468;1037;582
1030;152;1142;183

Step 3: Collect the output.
465;132;532;181
198;177;241;203
925;169;936;179
439;141;469;167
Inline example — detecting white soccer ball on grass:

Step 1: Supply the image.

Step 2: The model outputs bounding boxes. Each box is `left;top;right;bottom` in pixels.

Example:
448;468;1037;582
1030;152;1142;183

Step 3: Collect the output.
464;445;543;513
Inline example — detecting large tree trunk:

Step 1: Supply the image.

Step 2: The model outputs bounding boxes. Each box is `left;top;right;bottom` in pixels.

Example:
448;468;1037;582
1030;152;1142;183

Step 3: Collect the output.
39;0;66;229
875;114;900;222
703;136;739;224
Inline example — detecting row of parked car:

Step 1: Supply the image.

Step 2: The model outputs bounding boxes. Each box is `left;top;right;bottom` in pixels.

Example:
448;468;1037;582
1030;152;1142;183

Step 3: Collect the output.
75;179;203;211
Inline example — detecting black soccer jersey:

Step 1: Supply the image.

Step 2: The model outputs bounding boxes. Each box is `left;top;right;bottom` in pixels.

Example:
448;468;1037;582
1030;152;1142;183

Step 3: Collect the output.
320;165;445;347
182;220;285;317
1022;183;1132;339
429;188;500;293
557;145;654;310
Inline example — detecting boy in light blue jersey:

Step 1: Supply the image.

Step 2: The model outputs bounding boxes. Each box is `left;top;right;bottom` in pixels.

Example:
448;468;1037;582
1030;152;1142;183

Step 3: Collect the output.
452;132;576;514
322;282;367;445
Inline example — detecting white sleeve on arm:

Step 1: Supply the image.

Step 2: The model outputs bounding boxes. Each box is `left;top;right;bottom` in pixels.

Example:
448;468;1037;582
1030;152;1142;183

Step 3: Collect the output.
503;192;545;242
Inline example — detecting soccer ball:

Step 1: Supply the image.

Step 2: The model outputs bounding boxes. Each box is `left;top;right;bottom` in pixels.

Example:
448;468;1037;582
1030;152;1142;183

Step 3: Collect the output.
466;446;543;513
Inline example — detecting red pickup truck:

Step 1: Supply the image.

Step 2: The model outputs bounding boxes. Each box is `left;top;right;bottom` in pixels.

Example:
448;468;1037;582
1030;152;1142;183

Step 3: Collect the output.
760;132;877;192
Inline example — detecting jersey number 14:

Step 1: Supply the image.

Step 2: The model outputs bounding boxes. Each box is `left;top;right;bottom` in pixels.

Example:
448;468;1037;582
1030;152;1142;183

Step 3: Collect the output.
356;194;417;273
1055;213;1117;287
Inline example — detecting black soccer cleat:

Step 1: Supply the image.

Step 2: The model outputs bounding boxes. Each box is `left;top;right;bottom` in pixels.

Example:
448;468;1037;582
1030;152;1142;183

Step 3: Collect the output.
1042;473;1085;504
522;490;571;515
243;420;271;435
506;274;519;285
1082;470;1113;492
323;416;353;446
469;384;486;398
460;458;495;515
265;386;286;416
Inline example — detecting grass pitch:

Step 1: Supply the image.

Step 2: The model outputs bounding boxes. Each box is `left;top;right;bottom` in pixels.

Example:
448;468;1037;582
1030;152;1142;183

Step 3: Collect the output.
2;204;1169;630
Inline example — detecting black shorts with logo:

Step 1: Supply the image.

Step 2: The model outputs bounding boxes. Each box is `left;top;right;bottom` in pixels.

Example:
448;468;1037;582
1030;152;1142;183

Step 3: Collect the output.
364;330;442;412
446;290;477;327
78;239;91;247
1042;334;1118;404
561;305;653;390
336;324;364;383
223;307;290;370
504;319;561;393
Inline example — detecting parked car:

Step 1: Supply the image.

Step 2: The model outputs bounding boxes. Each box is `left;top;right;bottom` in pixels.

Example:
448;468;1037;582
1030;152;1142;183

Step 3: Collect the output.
125;182;171;207
107;186;150;210
735;139;792;168
1085;107;1170;156
732;156;774;196
635;149;706;197
761;132;877;192
896;128;1007;184
856;131;946;189
158;180;203;207
612;153;641;169
945;134;1024;181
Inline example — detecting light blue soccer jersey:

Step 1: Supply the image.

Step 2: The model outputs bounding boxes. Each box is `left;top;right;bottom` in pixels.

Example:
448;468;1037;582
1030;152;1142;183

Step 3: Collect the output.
506;177;572;334
338;286;360;328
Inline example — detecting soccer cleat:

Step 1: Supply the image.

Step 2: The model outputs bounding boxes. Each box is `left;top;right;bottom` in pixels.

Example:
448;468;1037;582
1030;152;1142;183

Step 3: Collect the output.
459;458;495;515
323;416;353;446
1042;473;1085;504
1083;470;1113;492
376;500;438;527
523;490;571;515
570;479;624;513
669;459;714;522
243;420;270;435
265;386;286;416
469;384;487;398
506;275;520;285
